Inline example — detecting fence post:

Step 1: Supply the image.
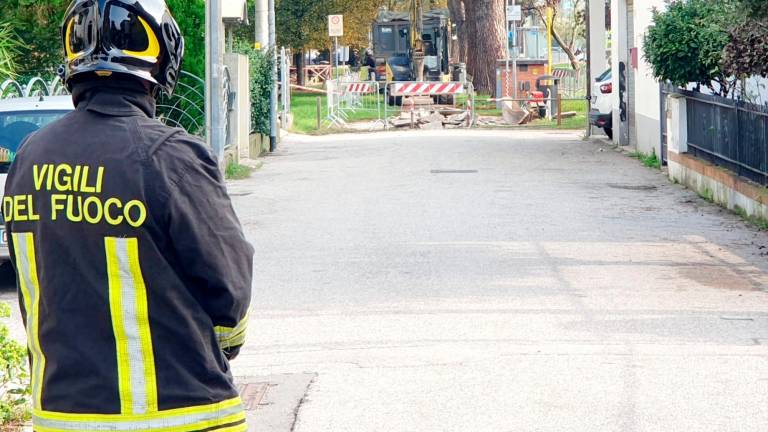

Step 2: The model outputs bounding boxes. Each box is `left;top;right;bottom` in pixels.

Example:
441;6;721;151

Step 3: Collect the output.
557;93;562;126
316;96;321;130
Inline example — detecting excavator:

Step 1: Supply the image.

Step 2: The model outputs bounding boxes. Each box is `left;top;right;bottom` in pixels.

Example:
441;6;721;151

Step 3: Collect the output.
371;1;451;83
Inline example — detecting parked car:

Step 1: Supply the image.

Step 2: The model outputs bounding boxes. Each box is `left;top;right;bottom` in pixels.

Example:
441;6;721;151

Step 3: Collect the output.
589;68;613;139
0;96;74;263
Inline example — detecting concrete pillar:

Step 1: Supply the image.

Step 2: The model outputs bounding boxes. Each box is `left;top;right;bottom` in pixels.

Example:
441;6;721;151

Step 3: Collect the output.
225;53;251;162
665;94;687;156
588;0;608;82
610;0;627;145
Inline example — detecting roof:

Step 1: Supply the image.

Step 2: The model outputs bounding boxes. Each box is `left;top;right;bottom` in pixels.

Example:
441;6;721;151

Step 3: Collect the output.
0;96;74;113
375;8;450;23
222;0;249;23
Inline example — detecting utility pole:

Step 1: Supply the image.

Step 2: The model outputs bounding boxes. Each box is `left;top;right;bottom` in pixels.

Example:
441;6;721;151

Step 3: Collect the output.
268;0;278;152
546;6;554;75
585;0;592;137
205;0;225;162
255;0;268;49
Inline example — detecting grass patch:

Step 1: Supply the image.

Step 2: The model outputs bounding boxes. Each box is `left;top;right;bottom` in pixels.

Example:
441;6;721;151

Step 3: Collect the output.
528;98;589;130
629;149;662;169
290;92;382;134
734;206;768;231
225;161;252;180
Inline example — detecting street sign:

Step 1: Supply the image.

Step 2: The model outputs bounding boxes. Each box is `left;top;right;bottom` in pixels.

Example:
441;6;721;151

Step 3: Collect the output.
506;5;522;22
328;15;344;37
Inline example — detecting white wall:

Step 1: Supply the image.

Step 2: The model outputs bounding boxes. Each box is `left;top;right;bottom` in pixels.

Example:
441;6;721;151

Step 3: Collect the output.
609;0;626;145
631;0;666;155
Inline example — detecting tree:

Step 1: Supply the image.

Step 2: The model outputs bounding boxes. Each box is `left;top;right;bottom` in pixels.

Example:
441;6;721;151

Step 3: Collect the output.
447;0;466;63
464;0;506;95
166;0;206;78
2;0;68;77
643;0;735;96
723;0;768;79
522;0;581;70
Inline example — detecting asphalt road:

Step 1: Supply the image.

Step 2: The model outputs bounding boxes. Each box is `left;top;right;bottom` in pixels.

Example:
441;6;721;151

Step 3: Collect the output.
2;129;766;431
229;130;768;431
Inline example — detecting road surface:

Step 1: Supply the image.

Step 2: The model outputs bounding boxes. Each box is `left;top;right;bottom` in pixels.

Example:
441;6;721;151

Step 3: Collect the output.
2;130;767;431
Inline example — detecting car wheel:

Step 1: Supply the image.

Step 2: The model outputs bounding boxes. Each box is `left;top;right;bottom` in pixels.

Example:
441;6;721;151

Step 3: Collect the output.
604;127;613;140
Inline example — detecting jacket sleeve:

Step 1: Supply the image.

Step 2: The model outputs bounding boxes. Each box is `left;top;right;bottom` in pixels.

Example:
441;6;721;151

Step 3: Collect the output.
159;134;254;359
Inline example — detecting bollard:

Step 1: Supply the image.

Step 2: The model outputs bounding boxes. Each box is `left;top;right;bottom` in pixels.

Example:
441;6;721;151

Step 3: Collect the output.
557;94;562;126
316;96;321;130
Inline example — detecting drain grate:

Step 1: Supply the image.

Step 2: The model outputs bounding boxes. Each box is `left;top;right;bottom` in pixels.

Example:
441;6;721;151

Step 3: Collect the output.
430;169;478;174
237;382;270;410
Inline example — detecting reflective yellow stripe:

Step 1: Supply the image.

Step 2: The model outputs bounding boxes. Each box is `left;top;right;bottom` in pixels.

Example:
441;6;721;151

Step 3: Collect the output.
12;232;46;409
214;311;249;349
33;397;246;432
105;237;158;415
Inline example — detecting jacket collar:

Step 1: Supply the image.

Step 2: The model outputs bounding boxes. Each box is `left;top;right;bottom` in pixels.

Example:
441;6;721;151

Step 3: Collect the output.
73;81;156;118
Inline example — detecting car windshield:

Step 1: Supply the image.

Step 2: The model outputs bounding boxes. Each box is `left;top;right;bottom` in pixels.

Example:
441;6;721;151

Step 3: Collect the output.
597;68;612;82
0;110;69;169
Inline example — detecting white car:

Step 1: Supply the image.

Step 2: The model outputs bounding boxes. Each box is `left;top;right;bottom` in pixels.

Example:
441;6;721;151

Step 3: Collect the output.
0;96;75;262
589;68;613;139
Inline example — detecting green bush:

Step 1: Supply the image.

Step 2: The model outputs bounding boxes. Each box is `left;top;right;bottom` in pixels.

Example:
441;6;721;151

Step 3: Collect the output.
643;0;735;96
236;44;274;136
0;302;30;427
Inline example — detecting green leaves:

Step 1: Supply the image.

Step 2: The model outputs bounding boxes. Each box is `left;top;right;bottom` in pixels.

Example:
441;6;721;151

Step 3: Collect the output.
0;22;21;79
0;302;31;426
643;0;733;95
236;43;274;136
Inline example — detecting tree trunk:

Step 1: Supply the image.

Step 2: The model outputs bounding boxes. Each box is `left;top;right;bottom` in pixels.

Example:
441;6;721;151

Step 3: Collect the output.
447;0;466;63
295;51;306;86
464;0;506;95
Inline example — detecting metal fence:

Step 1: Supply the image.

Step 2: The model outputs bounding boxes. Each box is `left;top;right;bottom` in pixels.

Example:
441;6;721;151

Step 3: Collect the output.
1;76;68;99
670;87;768;186
1;72;236;151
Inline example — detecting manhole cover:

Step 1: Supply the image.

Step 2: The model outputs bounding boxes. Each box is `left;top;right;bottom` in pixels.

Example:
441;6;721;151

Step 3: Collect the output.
237;382;269;410
430;169;478;174
607;183;657;191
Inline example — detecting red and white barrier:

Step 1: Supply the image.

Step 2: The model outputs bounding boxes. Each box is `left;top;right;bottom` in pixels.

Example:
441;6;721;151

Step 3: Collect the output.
391;82;465;96
344;83;374;93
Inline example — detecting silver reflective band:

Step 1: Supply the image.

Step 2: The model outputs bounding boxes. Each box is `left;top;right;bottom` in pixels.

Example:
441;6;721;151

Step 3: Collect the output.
33;403;245;431
13;232;46;409
116;238;150;413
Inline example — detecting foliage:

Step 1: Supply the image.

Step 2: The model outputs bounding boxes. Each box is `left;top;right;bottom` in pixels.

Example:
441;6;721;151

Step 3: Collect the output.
0;302;31;427
629;150;661;170
276;0;392;51
236;43;274;136
225;161;253;180
0;23;21;79
0;1;204;79
166;0;206;78
643;0;735;96
723;0;768;79
1;0;68;77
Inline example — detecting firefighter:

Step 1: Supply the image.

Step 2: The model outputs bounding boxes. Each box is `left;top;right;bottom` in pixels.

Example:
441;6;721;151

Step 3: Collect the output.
3;1;254;431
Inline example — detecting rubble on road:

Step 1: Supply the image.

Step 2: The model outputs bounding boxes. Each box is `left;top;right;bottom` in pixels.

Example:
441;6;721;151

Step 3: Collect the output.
386;107;471;129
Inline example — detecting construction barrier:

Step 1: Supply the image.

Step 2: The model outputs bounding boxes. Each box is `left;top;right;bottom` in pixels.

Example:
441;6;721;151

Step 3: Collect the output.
326;78;383;130
384;81;475;129
390;81;466;96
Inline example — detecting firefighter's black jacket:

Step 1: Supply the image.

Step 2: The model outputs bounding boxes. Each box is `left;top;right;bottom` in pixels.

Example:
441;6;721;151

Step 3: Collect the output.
4;80;254;431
